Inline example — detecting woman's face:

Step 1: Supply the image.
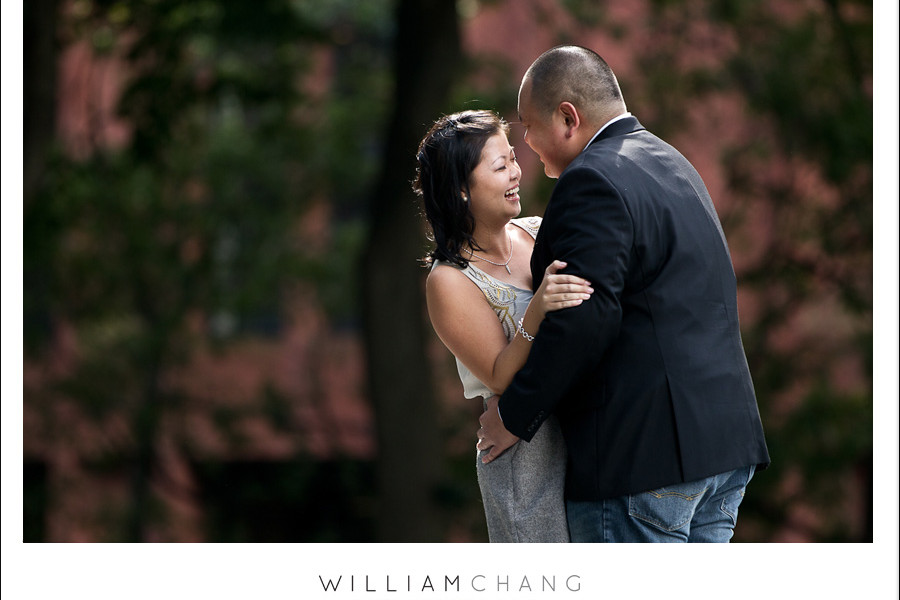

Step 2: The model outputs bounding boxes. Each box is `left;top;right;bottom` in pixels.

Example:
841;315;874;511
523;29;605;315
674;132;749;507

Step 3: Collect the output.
467;132;522;225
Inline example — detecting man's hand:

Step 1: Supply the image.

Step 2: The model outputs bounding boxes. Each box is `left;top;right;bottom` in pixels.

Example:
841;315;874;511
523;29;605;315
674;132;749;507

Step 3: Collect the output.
476;396;520;464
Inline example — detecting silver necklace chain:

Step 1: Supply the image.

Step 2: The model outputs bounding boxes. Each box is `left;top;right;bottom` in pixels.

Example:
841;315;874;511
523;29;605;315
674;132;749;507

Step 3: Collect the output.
466;230;513;274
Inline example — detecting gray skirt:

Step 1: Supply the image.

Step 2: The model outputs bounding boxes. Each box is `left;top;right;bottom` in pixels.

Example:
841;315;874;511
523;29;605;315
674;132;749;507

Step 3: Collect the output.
476;414;570;542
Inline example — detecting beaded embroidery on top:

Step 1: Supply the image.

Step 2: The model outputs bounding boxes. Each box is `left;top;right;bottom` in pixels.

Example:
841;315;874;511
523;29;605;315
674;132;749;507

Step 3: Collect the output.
461;268;519;339
458;217;542;341
514;215;541;240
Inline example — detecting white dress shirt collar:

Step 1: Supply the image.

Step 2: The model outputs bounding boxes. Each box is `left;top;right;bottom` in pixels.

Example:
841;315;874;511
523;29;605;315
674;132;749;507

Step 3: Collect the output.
582;112;633;152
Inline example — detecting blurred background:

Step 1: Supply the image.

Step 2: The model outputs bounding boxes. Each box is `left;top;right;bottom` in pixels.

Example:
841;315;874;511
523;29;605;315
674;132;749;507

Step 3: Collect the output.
22;0;872;543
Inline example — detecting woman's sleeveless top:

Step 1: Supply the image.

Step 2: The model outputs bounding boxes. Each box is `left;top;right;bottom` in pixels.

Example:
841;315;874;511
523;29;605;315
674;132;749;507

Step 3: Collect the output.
433;216;542;400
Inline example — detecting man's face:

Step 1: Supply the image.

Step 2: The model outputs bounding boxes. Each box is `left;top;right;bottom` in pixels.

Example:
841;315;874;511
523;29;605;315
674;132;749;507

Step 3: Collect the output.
517;79;571;179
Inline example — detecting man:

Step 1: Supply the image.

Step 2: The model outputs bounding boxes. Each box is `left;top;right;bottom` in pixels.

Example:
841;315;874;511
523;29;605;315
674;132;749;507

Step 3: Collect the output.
477;46;770;542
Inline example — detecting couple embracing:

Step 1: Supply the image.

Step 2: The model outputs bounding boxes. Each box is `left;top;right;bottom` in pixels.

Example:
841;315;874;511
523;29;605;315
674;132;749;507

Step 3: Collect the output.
414;46;770;543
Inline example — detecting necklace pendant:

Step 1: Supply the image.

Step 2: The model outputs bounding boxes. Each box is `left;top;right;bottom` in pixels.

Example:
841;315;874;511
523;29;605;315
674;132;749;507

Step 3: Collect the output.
505;264;511;275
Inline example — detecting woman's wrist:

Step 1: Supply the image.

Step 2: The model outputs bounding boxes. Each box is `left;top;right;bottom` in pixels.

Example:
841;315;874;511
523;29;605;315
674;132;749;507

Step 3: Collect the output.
519;299;544;342
516;317;536;342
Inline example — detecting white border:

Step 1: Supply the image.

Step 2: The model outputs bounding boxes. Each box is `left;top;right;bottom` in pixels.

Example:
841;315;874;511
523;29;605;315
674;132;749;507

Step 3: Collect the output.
3;2;898;599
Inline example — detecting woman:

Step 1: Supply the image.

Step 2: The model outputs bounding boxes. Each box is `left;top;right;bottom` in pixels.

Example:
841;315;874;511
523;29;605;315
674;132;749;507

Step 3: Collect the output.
413;110;593;542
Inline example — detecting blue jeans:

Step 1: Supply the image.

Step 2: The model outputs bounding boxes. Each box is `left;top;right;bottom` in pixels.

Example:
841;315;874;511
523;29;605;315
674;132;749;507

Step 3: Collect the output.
566;465;756;542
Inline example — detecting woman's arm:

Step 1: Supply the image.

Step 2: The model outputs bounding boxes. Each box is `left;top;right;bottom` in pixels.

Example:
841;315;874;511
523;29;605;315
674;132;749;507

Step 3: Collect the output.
426;261;592;395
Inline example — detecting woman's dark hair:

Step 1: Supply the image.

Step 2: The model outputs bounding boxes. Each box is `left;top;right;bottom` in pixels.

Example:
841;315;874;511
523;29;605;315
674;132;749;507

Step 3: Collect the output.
413;110;509;268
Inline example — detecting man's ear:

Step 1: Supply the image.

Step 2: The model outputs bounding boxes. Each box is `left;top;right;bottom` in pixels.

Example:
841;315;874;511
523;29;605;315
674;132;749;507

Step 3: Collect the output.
558;102;581;138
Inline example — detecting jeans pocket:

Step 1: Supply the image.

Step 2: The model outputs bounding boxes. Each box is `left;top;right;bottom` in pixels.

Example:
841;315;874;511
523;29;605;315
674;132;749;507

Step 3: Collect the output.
718;465;754;526
718;491;741;527
628;480;709;533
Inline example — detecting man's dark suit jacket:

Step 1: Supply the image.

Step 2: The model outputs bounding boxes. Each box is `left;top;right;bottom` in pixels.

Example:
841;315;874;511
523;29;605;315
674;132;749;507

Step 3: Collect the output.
499;116;770;501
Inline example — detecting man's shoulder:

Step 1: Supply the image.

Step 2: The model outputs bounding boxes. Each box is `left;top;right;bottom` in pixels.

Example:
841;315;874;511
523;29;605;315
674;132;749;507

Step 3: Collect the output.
556;149;620;190
573;128;689;180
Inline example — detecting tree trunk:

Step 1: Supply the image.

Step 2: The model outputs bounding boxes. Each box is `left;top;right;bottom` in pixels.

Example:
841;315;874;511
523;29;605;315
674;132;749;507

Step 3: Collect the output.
24;0;58;208
361;0;462;542
23;0;60;349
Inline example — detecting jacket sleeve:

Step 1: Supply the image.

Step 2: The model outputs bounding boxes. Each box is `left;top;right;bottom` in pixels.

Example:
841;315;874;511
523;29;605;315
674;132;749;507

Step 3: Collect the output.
498;164;633;441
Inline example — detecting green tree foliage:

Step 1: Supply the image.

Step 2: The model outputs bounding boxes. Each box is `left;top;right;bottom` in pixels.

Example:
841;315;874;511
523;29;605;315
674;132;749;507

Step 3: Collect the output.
25;0;456;543
24;0;872;542
24;0;358;540
715;0;871;542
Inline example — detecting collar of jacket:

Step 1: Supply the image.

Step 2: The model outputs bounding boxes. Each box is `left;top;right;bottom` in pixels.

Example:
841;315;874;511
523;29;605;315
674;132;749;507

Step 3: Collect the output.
586;115;645;148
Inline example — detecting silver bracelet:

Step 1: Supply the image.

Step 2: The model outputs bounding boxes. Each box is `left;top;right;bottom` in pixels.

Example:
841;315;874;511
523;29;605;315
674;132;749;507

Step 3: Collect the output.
517;318;535;342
